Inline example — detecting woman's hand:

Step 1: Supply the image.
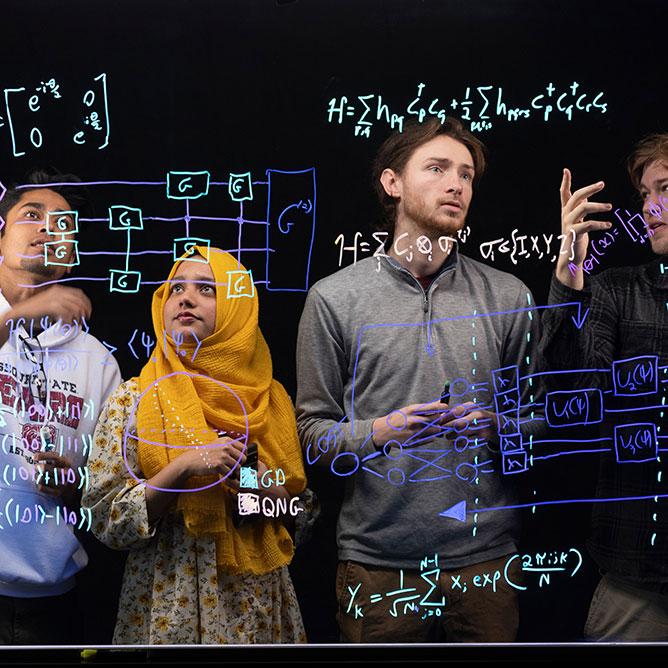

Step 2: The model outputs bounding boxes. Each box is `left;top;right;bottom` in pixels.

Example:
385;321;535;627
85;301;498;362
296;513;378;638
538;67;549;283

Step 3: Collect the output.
177;436;246;481
144;436;247;524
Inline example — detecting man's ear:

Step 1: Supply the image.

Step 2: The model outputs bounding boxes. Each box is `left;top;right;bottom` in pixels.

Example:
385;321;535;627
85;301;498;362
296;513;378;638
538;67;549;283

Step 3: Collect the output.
380;168;402;199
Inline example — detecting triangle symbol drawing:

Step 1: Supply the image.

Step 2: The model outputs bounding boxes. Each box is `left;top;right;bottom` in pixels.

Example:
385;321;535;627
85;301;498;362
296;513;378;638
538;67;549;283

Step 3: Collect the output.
438;499;467;522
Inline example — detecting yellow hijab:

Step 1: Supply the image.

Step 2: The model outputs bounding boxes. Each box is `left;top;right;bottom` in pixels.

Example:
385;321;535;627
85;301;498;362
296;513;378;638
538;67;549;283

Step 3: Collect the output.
135;248;305;574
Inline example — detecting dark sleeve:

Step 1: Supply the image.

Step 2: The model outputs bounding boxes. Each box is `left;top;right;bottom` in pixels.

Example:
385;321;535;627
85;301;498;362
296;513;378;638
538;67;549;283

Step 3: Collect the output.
538;271;618;391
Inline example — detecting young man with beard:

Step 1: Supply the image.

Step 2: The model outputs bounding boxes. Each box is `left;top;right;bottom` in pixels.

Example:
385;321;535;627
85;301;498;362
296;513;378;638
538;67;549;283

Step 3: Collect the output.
539;135;668;641
0;171;121;644
296;117;542;642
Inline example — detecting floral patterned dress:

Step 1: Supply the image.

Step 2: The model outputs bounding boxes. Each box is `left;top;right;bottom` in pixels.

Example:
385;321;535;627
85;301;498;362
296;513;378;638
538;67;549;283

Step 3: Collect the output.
83;380;307;645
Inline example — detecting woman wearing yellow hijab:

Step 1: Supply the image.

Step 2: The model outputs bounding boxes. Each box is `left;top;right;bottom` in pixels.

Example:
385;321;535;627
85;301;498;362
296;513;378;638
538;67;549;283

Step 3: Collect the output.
83;249;307;644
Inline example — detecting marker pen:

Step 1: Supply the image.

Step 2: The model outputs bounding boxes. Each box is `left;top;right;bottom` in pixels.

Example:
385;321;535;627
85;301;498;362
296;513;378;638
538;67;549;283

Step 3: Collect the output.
440;381;451;404
40;426;55;452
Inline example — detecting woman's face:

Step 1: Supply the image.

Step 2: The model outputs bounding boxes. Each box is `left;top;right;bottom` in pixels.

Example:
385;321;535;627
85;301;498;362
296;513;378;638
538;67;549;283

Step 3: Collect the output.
163;259;217;343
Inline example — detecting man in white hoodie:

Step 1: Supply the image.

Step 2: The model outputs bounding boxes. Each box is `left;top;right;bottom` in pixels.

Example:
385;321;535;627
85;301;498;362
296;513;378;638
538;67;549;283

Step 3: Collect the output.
0;171;121;644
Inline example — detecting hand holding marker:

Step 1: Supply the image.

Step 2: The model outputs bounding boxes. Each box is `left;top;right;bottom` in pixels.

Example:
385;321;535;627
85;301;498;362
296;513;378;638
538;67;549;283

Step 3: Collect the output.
40;426;55;452
441;380;450;405
438;380;450;436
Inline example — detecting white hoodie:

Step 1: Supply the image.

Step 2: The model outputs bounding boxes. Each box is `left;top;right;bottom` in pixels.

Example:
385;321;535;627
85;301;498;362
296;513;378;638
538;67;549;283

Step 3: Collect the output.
0;293;121;597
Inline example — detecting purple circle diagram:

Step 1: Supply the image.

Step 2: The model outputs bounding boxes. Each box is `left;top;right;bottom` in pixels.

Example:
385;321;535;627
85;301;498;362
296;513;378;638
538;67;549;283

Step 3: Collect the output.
123;372;249;493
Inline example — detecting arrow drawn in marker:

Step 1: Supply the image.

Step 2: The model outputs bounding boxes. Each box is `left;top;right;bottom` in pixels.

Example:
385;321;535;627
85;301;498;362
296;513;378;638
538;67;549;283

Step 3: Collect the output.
571;304;589;329
440;491;668;522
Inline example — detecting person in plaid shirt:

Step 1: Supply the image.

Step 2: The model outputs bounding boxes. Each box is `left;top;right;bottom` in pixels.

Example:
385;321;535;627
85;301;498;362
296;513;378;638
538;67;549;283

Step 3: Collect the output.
540;134;668;641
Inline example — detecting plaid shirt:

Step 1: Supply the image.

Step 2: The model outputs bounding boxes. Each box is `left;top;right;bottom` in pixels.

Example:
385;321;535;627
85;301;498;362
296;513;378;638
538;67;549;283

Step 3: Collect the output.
539;260;668;590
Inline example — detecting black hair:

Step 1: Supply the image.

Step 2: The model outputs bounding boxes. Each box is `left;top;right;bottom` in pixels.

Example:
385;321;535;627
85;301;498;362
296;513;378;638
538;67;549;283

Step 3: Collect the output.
0;168;88;234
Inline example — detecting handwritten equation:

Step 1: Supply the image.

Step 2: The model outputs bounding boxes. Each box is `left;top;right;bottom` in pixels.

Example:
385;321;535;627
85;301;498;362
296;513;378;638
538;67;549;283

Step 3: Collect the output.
333;227;572;269
0;497;92;531
1;73;110;156
333;227;471;268
567;206;652;277
1;460;89;491
343;549;583;620
327;81;608;138
333;206;650;273
482;204;648;269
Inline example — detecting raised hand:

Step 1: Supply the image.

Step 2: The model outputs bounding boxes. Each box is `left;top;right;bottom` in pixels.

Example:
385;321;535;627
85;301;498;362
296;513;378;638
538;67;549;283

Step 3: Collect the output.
556;168;612;290
12;285;92;328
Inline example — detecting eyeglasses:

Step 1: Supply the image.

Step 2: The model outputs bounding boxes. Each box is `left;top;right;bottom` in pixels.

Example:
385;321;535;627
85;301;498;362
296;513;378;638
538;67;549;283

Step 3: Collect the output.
19;335;48;406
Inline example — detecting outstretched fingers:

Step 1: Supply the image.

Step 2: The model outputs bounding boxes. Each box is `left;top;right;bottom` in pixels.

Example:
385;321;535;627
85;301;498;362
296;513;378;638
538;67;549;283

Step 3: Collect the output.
560;168;573;208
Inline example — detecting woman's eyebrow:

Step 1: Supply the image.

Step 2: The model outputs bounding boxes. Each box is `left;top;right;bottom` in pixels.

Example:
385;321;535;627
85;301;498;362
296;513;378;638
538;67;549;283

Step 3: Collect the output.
170;275;216;283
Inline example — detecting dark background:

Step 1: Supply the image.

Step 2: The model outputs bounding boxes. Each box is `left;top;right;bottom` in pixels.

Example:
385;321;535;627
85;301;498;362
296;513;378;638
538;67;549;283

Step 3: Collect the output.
0;0;664;647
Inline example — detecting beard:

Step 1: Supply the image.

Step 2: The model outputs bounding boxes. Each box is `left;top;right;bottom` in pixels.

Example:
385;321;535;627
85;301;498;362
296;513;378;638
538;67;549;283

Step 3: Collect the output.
402;192;468;237
649;228;668;257
20;257;62;278
650;241;668;257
